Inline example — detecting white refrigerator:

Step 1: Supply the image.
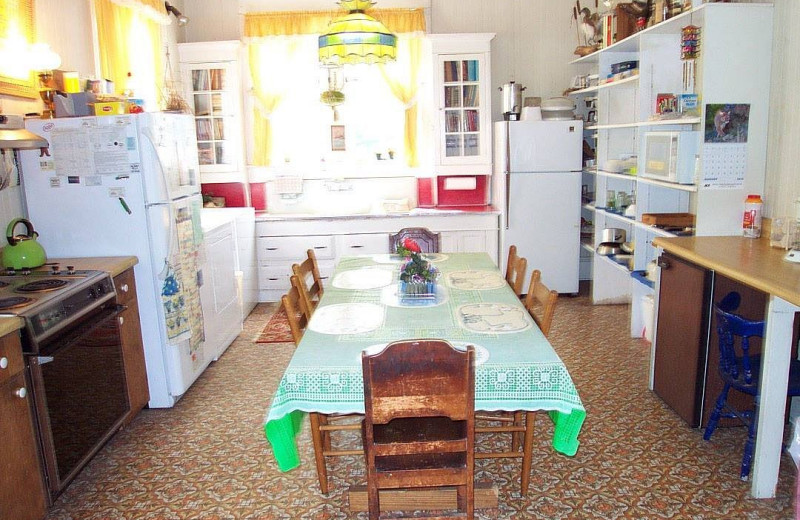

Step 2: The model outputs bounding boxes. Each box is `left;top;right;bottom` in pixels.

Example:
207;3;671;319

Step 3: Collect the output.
493;120;583;294
20;113;207;408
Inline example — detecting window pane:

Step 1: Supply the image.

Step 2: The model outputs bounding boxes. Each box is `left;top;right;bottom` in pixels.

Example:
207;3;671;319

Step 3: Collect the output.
464;109;479;132
445;134;462;157
192;70;209;91
443;60;459;82
215;142;230;164
445;86;461;108
464;134;479;156
198;143;214;164
463;85;478;108
209;69;226;90
194;94;210;116
445;110;462;133
195;119;212;141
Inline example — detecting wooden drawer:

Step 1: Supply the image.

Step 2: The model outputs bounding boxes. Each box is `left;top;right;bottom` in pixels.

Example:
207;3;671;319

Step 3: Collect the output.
0;332;23;385
257;235;335;261
114;268;137;306
336;233;389;256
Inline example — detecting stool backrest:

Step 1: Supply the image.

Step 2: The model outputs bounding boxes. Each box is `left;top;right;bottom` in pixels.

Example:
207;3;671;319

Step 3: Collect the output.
714;293;764;386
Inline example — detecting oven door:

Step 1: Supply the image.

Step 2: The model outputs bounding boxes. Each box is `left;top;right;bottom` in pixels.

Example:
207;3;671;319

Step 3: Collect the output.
27;304;130;499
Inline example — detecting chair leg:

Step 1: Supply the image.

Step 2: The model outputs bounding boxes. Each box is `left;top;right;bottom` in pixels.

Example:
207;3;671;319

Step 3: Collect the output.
309;413;329;494
521;411;536;495
319;414;331;451
512;411;524;451
703;384;731;441
367;479;380;520
741;399;759;480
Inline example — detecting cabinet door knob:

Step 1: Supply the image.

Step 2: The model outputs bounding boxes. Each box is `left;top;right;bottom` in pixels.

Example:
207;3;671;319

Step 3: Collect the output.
121;283;129;292
0;356;7;369
657;258;670;269
119;316;125;325
14;387;27;399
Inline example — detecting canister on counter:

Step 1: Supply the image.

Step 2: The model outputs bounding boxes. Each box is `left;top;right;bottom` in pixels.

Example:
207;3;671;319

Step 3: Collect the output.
743;194;763;238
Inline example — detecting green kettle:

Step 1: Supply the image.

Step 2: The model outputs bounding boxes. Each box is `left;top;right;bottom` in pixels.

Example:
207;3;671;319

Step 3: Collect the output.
3;218;47;269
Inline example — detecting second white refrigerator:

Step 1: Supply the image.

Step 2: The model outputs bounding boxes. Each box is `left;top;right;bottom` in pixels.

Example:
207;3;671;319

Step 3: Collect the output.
494;120;583;294
20;113;208;408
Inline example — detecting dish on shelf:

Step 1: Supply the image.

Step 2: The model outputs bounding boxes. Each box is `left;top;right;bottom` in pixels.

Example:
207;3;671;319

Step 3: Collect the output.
596;243;623;256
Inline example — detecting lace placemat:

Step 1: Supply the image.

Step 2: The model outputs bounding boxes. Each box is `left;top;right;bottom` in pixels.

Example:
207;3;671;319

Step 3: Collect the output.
445;270;506;290
332;268;394;290
308;303;384;335
457;303;532;334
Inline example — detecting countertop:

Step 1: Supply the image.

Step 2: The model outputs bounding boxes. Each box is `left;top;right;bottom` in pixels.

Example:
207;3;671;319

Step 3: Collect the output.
652;235;800;307
0;256;139;337
255;205;500;222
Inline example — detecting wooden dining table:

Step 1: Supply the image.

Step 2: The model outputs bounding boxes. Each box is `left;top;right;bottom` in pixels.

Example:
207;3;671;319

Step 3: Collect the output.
263;252;586;493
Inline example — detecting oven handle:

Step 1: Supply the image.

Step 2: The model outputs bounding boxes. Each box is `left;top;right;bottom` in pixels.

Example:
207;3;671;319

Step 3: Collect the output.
37;305;127;357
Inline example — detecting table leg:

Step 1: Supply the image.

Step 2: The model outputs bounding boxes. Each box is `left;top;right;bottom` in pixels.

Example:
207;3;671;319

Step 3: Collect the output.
751;295;799;498
309;412;330;494
521;411;536;494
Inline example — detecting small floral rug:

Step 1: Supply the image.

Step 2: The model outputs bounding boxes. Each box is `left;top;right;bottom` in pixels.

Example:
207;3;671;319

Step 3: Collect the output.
254;307;294;343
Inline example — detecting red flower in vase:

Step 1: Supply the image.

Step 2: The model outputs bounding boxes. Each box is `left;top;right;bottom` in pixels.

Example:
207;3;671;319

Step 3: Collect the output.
396;238;422;257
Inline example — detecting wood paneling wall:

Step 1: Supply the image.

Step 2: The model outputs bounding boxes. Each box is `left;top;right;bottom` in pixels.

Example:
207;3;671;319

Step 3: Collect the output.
765;0;800;218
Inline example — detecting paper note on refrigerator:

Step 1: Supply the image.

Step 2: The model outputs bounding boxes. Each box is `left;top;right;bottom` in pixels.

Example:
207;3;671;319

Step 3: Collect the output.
51;125;131;177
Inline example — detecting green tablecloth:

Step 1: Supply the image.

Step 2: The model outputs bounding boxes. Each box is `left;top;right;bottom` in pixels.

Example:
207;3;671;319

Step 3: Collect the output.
264;253;586;471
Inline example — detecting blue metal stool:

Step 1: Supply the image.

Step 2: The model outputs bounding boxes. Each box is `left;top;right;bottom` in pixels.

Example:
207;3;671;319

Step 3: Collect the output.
703;292;800;479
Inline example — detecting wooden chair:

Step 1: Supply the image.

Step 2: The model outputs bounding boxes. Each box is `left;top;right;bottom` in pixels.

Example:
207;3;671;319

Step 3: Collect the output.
285;273;363;494
292;249;324;322
282;275;308;345
505;245;527;297
523;269;559;337
389;227;441;253
362;339;475;519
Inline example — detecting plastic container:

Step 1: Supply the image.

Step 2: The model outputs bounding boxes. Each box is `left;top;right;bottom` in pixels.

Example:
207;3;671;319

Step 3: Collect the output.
743;194;763;238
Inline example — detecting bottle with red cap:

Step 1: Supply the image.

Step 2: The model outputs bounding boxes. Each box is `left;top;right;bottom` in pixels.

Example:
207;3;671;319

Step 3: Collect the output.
743;194;763;238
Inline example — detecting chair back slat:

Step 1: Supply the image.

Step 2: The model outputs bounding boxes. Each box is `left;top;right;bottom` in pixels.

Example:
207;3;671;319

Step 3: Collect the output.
524;269;559;337
714;292;765;388
292;249;324;321
389;227;441;253
282;277;308;346
505;245;527;297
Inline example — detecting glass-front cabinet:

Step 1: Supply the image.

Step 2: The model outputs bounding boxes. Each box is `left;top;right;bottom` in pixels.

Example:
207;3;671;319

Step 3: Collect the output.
178;41;245;183
430;34;494;176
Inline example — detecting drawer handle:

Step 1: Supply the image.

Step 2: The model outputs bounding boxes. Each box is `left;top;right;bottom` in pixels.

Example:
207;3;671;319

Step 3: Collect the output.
14;387;27;399
121;283;129;293
0;357;7;369
313;246;328;250
350;245;364;249
266;247;279;251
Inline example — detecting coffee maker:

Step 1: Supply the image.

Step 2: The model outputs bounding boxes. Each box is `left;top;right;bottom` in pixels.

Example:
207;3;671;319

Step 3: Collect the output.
500;82;525;121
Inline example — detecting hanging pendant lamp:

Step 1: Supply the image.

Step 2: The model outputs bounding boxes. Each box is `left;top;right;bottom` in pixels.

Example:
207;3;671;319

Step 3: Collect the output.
319;0;397;66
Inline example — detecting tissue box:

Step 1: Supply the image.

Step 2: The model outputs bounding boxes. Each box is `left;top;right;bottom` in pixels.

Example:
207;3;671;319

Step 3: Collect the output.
93;101;127;116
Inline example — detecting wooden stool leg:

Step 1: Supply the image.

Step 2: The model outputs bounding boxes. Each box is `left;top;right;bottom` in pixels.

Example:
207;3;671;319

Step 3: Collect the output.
521;412;536;494
309;412;329;494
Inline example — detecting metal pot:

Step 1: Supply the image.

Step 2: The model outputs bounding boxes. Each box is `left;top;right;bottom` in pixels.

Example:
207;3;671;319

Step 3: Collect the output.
596;242;623;256
600;228;626;244
499;82;526;121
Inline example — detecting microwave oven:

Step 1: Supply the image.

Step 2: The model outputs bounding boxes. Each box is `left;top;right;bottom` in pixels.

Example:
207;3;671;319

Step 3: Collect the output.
641;131;700;185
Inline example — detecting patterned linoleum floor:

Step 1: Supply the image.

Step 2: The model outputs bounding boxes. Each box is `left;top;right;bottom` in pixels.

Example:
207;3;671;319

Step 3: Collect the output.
45;293;798;519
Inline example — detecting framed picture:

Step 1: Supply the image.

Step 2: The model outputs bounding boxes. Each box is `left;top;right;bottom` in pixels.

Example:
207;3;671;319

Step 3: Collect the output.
0;0;37;99
331;125;345;151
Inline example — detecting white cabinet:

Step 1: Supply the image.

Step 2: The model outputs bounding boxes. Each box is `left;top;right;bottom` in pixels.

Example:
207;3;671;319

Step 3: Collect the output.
256;213;500;302
569;3;773;331
200;220;243;360
429;34;495;176
178;41;246;184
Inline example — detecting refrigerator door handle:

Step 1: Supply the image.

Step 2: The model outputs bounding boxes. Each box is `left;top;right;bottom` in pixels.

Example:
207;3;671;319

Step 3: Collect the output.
141;128;173;203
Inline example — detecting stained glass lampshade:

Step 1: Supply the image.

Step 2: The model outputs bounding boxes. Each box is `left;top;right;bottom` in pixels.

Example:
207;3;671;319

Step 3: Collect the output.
319;0;396;65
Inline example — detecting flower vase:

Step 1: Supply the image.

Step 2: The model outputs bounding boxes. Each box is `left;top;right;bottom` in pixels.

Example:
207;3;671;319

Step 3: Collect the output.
400;280;436;299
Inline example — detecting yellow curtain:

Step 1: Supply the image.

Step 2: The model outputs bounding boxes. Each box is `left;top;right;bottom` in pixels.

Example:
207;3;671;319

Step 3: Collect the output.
107;0;170;24
95;0;164;108
244;8;425;167
244;8;425;38
379;34;423;167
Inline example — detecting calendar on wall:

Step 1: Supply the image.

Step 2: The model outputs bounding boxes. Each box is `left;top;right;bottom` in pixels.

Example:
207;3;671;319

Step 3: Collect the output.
700;103;750;190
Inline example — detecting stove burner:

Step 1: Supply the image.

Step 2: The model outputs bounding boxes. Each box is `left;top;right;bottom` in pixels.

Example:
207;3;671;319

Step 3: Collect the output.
0;296;35;310
16;279;70;293
0;280;8;288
